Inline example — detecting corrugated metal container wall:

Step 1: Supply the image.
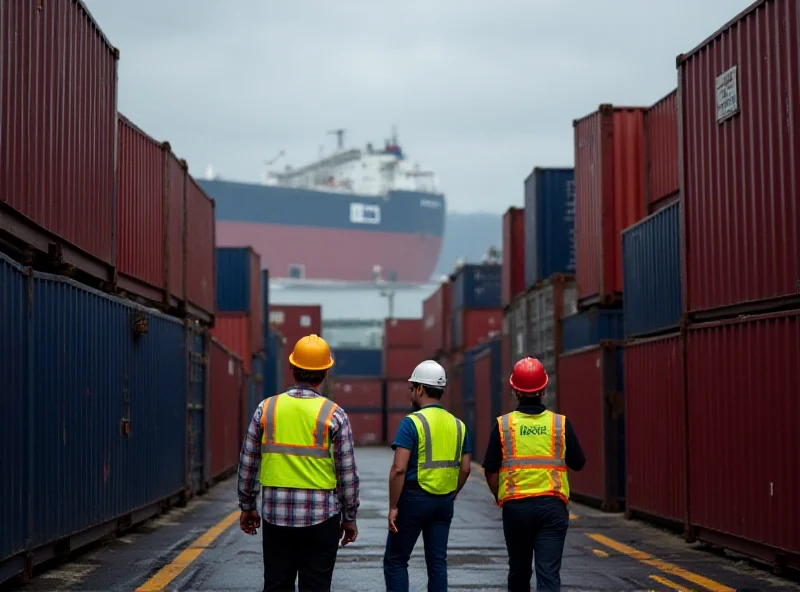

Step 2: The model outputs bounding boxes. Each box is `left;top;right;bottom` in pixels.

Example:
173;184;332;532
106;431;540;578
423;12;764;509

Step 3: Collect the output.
643;90;679;207
261;269;270;342
185;175;216;320
186;323;207;493
385;347;423;380
348;412;384;445
215;247;257;313
422;282;450;356
208;339;243;481
30;272;186;547
460;355;477;455
624;333;686;525
500;319;513;415
679;0;800;316
166;154;186;303
330;348;383;378
245;357;264;433
574;106;646;306
558;344;625;511
451;264;502;310
502;207;525;307
467;339;502;462
116;115;165;292
686;312;800;565
508;296;527;362
0;0;118;267
0;254;29;571
263;328;285;399
210;313;253;372
329;378;383;409
448;360;464;420
560;309;623;354
386;380;412;410
621;201;681;338
269;305;322;390
452;308;502;351
384;318;423;348
524;168;576;288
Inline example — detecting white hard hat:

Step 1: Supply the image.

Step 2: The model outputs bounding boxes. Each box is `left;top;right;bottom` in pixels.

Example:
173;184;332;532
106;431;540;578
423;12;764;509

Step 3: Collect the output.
408;360;447;388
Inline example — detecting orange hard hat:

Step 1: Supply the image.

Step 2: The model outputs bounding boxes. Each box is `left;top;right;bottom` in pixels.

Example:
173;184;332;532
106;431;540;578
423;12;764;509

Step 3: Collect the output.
288;334;334;371
509;357;548;393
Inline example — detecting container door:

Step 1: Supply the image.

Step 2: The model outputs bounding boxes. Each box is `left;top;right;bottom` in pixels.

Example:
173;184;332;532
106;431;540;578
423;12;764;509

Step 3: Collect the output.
187;325;207;493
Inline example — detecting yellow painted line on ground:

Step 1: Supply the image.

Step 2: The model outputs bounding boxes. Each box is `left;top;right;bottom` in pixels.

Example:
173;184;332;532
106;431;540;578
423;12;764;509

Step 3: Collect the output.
650;574;693;591
592;548;609;558
136;510;240;592
586;533;735;592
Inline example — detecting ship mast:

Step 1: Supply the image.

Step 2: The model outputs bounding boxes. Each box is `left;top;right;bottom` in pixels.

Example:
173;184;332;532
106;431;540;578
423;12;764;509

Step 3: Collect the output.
327;128;346;151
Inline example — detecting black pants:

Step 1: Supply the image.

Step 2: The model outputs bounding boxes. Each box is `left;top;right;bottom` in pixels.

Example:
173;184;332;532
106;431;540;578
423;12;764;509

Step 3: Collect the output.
502;496;569;592
262;515;340;592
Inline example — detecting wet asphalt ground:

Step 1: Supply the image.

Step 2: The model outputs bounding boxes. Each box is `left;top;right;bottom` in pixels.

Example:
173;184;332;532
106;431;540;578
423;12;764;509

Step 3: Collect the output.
8;447;800;591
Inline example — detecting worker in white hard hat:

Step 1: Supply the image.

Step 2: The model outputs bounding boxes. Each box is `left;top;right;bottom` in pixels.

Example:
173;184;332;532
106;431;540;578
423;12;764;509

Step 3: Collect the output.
383;359;472;592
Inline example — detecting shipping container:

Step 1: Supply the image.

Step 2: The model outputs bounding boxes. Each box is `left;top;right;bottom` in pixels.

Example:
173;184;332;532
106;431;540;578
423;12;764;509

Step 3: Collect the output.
452;308;502;351
574;106;647;307
269;304;322;390
524;168;576;289
508;295;528;363
385;347;423;381
330;348;383;378
216;247;261;314
246;357;264;434
500;318;513;415
261;269;270;348
434;352;452;410
116;114;167;301
263;328;286;399
464;338;502;462
166;154;187;307
384;318;423;348
185;175;216;323
386;379;413;411
422;281;451;357
0;254;29;578
624;333;686;527
502;207;526;307
211;313;255;373
451;264;502;310
386;412;407;447
447;357;465;420
561;309;624;354
686;312;800;569
348;412;384;446
643;90;679;207
621;201;682;338
208;338;244;482
328;377;383;410
526;277;578;410
678;0;800;318
186;321;208;493
0;0;118;281
559;343;625;511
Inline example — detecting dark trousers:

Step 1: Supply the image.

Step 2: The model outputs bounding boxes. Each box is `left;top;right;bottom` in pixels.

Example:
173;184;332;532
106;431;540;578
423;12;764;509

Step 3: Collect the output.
262;515;340;592
383;488;454;592
502;496;569;592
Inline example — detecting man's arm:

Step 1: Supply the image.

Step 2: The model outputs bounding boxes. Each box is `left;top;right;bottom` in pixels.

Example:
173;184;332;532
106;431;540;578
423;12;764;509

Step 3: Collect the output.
388;447;411;511
454;422;473;498
332;409;360;522
482;423;503;502
237;401;264;511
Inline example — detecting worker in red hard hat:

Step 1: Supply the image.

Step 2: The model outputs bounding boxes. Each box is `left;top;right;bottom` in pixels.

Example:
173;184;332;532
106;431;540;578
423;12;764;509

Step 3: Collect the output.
481;357;586;592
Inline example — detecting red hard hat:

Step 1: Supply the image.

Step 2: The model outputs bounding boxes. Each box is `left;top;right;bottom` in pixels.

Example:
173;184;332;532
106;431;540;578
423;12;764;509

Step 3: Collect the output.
509;357;548;393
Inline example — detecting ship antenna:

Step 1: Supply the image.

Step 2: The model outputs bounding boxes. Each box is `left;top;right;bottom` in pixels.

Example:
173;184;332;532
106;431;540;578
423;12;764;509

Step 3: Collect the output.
327;128;346;151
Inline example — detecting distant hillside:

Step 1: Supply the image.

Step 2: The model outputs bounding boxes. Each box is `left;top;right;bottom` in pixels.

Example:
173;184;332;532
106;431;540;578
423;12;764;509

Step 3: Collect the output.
434;211;503;278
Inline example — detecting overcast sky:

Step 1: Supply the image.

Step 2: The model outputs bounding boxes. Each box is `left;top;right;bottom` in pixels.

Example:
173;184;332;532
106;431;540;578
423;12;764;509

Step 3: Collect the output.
85;0;752;214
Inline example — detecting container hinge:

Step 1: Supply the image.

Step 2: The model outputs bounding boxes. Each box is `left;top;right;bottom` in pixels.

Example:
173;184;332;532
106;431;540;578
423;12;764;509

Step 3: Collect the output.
132;312;149;337
605;390;624;418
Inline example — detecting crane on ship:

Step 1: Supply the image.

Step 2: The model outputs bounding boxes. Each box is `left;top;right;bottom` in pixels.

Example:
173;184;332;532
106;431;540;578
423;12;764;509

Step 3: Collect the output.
327;128;346;151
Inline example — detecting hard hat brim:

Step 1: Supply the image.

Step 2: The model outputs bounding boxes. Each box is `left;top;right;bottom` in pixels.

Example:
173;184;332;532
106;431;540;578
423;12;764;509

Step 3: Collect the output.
408;377;447;387
289;352;334;371
509;374;549;393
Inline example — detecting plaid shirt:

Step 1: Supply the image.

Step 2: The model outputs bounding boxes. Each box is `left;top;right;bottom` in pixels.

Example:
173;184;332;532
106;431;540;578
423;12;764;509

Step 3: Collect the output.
237;386;360;527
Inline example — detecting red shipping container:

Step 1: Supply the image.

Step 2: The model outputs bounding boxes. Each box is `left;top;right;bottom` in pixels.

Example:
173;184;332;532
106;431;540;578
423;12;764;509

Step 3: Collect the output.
500;322;513;415
472;350;494;463
643;90;679;208
0;0;118;277
387;411;407;445
269;304;323;390
423;282;451;357
558;343;624;511
211;313;254;373
448;359;464;420
328;378;383;409
166;154;186;305
453;308;502;351
502;207;525;308
678;0;800;317
573;105;647;306
208;338;244;481
386;380;412;410
435;353;452;410
384;347;423;381
384;318;423;348
624;333;686;526
347;411;384;446
185;175;216;322
686;312;800;568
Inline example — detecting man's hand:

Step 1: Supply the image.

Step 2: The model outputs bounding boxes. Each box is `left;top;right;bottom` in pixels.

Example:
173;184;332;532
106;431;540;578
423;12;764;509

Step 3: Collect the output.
340;520;358;546
387;507;399;533
240;510;260;535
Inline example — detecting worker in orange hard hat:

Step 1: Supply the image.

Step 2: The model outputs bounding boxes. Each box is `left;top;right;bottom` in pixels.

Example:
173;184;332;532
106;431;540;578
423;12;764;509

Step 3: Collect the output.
482;357;586;592
237;334;361;592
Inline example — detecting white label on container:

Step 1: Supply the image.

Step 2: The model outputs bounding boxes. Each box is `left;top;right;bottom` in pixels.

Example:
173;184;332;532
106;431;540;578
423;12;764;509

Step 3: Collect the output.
344;384;352;393
228;359;234;375
270;310;285;325
299;314;312;328
716;65;740;123
516;333;524;355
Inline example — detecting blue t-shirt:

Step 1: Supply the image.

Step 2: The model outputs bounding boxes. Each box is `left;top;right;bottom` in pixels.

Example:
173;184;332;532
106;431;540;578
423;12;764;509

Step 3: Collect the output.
391;404;473;481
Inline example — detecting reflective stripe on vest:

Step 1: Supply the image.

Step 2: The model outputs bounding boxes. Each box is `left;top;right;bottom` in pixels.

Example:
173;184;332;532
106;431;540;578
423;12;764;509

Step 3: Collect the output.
497;410;569;506
260;394;337;458
408;407;465;495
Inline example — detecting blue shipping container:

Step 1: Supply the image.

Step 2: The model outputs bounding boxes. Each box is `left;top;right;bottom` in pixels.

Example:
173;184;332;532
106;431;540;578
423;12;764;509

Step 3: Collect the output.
263;328;285;399
451;264;502;310
30;272;187;548
261;269;270;348
465;338;503;422
622;201;681;337
561;309;624;354
216;247;258;313
331;348;383;378
524;167;576;289
0;254;30;575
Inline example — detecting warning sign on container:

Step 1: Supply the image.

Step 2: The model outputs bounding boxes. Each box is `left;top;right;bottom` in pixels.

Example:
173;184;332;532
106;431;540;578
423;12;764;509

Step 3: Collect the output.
716;65;740;123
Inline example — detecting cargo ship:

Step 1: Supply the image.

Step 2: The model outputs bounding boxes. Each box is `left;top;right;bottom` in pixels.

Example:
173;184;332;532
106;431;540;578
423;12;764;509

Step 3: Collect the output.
198;129;446;284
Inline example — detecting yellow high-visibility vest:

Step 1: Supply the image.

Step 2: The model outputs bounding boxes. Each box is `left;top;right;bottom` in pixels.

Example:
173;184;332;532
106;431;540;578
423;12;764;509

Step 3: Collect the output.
259;393;338;490
407;406;466;495
497;410;570;506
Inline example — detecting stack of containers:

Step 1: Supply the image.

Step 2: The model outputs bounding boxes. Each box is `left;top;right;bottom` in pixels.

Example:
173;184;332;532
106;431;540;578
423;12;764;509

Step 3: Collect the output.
463;337;502;462
263;327;286;401
522;167;578;412
328;348;384;445
384;318;424;443
207;338;245;483
676;1;800;567
559;105;647;510
501;207;526;415
422;280;451;359
269;304;323;390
